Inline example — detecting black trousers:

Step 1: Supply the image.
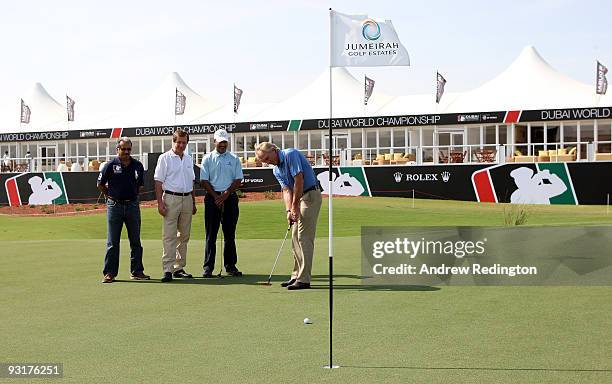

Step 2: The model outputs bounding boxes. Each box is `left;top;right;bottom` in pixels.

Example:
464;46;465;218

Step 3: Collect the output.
204;192;239;272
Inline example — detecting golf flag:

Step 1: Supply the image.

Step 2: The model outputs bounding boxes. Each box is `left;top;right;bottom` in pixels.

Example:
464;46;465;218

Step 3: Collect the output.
175;88;186;115
20;99;31;124
330;10;410;67
436;71;447;104
66;95;75;121
364;75;375;105
234;84;243;113
596;61;608;95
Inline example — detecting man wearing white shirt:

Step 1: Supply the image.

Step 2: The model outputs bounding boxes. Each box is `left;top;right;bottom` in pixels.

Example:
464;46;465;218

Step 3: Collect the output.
154;129;197;283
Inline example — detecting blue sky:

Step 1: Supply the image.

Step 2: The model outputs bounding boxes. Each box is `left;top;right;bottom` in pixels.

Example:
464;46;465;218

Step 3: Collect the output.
0;0;610;118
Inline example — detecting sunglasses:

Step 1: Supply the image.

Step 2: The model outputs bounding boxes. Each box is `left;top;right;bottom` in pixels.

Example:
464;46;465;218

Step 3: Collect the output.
117;147;132;152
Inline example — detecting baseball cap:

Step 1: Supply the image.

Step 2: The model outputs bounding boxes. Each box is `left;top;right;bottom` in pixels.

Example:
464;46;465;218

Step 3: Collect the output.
214;129;229;142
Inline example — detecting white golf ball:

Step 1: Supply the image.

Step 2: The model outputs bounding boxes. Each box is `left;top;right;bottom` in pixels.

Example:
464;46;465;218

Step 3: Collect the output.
303;318;312;325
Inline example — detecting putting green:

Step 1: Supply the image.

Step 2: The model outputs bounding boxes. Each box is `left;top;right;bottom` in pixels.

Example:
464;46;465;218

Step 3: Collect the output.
1;198;611;383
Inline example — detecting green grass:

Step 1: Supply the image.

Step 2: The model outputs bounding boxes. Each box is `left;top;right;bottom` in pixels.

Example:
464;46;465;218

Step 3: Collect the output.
2;197;612;240
1;197;611;383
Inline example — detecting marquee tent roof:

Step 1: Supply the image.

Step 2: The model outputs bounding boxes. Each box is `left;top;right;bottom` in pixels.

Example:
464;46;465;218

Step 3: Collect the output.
0;83;66;133
85;72;221;129
443;46;598;113
0;46;609;134
253;67;394;121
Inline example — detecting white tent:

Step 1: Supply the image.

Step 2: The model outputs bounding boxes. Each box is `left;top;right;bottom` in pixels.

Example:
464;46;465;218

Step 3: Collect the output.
253;67;394;121
85;72;221;129
0;83;66;133
444;46;598;113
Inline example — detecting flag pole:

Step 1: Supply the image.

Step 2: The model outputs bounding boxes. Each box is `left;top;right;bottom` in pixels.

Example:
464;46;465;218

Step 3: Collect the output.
325;7;338;370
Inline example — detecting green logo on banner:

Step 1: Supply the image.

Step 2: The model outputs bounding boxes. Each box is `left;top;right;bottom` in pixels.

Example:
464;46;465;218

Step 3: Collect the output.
536;163;577;205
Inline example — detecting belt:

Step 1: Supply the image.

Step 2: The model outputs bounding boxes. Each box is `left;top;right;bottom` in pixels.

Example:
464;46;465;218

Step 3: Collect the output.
303;185;320;194
164;190;192;196
108;197;137;204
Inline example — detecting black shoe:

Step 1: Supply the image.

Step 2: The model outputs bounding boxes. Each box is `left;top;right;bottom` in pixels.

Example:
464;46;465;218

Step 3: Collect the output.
226;268;243;277
173;270;193;278
281;279;296;287
161;272;173;283
202;270;214;278
287;281;311;290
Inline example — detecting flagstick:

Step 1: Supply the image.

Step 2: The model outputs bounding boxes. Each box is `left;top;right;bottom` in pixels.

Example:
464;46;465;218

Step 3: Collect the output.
324;7;338;370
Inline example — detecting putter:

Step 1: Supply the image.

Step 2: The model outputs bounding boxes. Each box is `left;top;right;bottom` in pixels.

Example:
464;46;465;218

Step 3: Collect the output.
261;224;292;286
217;203;224;278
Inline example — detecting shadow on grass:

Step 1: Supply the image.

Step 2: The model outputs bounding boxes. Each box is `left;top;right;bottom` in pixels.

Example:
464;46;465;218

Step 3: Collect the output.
115;273;440;291
342;365;612;373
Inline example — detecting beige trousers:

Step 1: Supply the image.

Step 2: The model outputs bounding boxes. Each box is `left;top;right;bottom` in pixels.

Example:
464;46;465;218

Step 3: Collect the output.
291;189;322;284
162;193;193;273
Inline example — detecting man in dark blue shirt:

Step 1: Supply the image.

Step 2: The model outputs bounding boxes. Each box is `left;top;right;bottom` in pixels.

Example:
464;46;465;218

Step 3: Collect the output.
97;137;149;283
256;142;322;290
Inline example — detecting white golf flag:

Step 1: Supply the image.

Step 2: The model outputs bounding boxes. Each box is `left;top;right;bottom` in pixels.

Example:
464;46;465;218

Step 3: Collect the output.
331;10;410;67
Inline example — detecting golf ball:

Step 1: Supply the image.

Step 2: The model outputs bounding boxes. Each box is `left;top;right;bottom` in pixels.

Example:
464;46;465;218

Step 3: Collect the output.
303;318;312;325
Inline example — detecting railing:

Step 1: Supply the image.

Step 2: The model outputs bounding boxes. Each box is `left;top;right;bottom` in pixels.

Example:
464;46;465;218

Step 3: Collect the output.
5;142;612;173
0;154;143;173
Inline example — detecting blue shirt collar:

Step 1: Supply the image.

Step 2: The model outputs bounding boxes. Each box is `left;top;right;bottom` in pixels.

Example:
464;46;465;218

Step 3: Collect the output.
277;149;285;167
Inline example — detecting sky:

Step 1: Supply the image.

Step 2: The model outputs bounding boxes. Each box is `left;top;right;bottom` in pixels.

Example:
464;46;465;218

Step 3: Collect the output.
0;0;610;122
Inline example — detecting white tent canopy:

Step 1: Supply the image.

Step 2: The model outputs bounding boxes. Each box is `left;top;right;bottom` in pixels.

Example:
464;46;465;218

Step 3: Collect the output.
0;46;610;134
0;83;66;133
444;45;598;113
253;67;394;121
85;72;221;129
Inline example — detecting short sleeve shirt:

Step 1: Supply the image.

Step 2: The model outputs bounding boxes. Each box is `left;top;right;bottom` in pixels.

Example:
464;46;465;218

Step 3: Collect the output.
97;157;144;200
272;149;317;191
200;150;243;192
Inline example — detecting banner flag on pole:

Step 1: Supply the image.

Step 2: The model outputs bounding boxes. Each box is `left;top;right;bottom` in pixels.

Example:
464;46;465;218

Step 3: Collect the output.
66;95;75;122
596;61;608;95
20;99;31;124
175;88;186;115
234;84;243;113
364;75;375;105
436;71;447;104
330;10;410;67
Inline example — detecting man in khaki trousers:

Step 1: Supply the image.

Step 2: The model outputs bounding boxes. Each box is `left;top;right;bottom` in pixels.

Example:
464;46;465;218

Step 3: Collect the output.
154;129;197;282
256;142;322;290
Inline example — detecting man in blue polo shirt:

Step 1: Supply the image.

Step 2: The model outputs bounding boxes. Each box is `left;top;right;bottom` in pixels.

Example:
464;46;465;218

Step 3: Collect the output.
255;142;322;290
200;129;244;277
97;137;149;283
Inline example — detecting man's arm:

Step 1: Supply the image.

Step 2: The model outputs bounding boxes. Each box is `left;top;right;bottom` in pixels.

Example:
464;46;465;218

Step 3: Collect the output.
97;183;108;197
290;172;304;222
283;187;294;224
155;180;166;216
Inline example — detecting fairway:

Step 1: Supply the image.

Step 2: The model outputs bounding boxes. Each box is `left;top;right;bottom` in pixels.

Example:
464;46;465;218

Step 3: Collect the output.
1;197;612;383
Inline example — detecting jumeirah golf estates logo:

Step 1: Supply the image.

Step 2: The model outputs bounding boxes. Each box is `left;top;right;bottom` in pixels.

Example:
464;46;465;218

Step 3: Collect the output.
362;18;381;41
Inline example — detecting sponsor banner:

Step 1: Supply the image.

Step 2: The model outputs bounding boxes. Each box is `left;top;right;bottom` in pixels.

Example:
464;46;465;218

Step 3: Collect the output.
520;107;612;122
3;106;612;142
314;167;371;197
472;163;578;205
4;172;69;206
362;226;612;286
239;168;281;192
2;163;612;206
364;164;488;201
